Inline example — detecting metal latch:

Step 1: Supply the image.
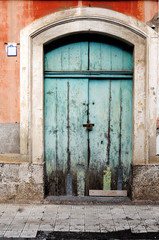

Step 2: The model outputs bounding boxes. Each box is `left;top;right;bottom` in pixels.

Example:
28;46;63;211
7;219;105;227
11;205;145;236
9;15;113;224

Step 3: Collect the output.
83;122;95;131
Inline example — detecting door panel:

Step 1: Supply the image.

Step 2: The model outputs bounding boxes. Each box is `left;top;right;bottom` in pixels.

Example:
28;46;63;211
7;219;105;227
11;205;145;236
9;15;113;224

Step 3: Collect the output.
45;41;88;71
109;80;121;189
89;79;132;190
45;78;88;196
89;41;133;71
45;78;68;195
45;77;133;195
44;36;133;72
45;78;57;189
89;79;110;190
121;80;133;189
69;78;88;194
44;36;133;196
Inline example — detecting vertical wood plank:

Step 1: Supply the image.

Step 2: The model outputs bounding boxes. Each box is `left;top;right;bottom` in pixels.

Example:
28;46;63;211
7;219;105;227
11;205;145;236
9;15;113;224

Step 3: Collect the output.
101;43;112;70
109;80;121;189
80;42;89;70
45;47;62;71
112;45;123;70
69;78;88;195
65;42;88;71
56;79;68;195
44;78;57;194
121;79;133;189
45;41;88;71
89;79;109;189
61;45;69;71
45;78;68;195
123;48;133;70
69;43;81;71
89;42;101;70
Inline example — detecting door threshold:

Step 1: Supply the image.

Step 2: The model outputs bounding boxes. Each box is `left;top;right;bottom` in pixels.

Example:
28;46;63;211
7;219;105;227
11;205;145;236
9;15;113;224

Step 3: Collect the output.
44;195;131;204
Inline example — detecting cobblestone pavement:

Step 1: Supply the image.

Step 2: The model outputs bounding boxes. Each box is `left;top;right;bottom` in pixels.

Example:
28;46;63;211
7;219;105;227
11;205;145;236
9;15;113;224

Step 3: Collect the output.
0;204;158;238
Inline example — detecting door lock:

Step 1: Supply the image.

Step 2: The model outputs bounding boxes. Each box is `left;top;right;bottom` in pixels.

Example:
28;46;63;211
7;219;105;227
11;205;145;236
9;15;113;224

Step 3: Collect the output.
83;122;95;131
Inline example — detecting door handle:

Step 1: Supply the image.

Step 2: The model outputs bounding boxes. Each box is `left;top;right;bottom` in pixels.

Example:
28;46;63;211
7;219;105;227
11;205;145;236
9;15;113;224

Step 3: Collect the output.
83;123;95;131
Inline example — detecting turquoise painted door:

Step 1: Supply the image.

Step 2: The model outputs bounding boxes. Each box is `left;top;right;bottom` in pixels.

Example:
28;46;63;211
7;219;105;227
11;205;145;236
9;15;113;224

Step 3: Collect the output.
44;35;133;196
45;78;88;195
89;79;132;191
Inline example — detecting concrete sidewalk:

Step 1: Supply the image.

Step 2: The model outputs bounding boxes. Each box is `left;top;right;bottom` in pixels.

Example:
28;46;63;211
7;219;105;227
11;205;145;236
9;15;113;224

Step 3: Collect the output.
0;204;158;238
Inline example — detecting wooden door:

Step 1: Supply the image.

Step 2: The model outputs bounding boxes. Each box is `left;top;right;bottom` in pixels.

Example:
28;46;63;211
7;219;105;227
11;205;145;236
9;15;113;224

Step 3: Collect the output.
45;77;88;195
44;34;133;196
88;78;132;191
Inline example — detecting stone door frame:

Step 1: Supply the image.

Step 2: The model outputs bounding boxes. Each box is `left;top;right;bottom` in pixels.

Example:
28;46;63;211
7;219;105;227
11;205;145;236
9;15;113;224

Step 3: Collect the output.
20;7;158;166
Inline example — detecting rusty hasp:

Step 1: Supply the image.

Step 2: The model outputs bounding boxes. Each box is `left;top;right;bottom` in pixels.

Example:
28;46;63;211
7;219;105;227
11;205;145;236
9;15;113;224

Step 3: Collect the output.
83;122;95;131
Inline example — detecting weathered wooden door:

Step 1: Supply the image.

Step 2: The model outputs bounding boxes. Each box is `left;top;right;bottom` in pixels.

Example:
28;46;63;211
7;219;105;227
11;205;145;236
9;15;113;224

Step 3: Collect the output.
88;78;132;191
45;77;88;195
44;35;133;196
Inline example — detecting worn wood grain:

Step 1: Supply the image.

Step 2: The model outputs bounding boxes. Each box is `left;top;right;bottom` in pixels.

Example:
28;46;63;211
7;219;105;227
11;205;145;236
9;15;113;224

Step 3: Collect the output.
44;36;133;196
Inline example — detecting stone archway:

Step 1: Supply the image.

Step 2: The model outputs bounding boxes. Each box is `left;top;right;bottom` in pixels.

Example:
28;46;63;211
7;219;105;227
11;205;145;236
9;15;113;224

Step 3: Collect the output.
20;7;158;200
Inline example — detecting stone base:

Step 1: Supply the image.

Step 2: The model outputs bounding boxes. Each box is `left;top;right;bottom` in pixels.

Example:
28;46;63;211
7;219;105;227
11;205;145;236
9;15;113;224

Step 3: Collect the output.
0;162;158;203
131;164;159;201
0;163;44;203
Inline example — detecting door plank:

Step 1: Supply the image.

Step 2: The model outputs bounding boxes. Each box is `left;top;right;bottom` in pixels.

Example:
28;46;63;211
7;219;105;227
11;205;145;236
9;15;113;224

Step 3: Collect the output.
89;79;110;190
56;79;68;195
45;78;57;184
112;45;123;70
89;42;101;70
109;80;121;189
69;78;88;195
120;80;133;189
123;47;133;70
101;43;112;70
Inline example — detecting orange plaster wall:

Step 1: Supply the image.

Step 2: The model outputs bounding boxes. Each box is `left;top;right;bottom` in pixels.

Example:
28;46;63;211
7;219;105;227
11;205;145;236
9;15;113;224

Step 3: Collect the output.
82;1;158;23
0;0;158;123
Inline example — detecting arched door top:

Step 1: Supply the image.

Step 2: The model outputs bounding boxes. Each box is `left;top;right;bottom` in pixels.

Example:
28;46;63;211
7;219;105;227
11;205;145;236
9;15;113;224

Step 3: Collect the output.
44;34;133;72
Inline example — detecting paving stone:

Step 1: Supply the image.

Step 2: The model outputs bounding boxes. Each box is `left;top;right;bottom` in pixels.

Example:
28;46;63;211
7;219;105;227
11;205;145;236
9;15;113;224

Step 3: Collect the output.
20;230;37;238
38;223;54;231
0;224;10;232
7;224;25;231
128;220;143;227
22;223;39;232
4;230;21;238
0;203;158;237
0;231;5;237
54;225;69;231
